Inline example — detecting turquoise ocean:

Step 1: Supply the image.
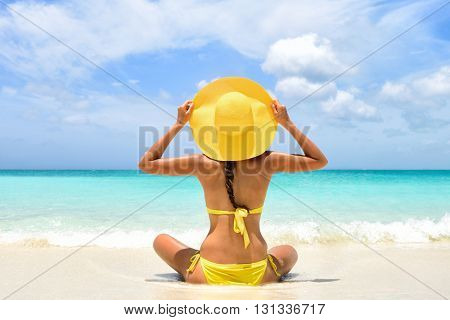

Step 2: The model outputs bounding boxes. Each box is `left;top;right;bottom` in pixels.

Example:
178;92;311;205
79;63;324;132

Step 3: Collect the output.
0;170;449;247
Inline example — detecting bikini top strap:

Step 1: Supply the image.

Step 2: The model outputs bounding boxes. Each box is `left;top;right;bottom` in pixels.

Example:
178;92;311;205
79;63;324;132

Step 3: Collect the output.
207;206;263;215
206;206;264;248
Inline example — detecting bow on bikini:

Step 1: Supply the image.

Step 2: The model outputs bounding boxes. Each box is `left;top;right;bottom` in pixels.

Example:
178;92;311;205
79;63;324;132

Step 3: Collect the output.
233;208;250;248
206;205;263;248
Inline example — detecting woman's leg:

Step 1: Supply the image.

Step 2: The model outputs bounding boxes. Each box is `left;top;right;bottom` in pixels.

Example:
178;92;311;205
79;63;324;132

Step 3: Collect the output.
262;245;298;283
153;233;206;283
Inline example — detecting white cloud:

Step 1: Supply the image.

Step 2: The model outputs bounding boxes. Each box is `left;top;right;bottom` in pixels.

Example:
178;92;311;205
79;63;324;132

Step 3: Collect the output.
378;65;450;130
128;79;140;85
1;86;18;95
383;128;407;138
261;34;377;122
380;81;412;101
261;34;344;80
196;77;219;89
0;0;210;79
13;82;174;131
196;79;208;89
414;66;450;97
263;34;343;104
62;114;90;125
380;65;450;106
1;0;424;80
321;90;378;121
275;76;337;100
158;89;171;100
0;0;444;129
347;86;361;95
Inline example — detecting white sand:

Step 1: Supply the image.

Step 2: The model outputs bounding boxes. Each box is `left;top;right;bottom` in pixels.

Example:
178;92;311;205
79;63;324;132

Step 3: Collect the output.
1;243;449;299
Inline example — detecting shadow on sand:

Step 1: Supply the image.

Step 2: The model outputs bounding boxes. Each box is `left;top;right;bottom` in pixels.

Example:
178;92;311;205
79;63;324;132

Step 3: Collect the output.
145;272;340;284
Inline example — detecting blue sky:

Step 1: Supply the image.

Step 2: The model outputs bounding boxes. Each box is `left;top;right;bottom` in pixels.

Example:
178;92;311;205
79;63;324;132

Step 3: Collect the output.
0;0;449;169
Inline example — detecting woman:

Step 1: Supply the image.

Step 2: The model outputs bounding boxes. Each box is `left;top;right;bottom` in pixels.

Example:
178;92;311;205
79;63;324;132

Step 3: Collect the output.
139;78;327;285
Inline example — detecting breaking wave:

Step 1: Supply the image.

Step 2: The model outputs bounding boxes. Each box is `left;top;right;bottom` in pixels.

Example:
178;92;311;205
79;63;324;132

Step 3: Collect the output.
1;214;449;248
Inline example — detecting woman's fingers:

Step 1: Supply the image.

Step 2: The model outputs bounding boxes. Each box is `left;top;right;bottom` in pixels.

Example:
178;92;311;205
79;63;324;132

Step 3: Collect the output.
176;100;194;125
182;100;193;109
271;101;278;113
274;100;286;112
186;102;193;114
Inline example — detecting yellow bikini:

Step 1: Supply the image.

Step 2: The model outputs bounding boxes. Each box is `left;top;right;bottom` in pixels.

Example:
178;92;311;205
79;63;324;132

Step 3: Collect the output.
186;206;281;285
207;206;263;248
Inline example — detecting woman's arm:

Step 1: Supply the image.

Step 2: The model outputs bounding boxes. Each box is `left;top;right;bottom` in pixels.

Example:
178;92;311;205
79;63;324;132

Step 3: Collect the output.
265;100;328;173
138;100;203;176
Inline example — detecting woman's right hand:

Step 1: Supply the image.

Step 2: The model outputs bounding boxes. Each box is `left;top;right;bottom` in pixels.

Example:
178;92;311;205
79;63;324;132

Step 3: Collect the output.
271;100;291;127
176;100;193;125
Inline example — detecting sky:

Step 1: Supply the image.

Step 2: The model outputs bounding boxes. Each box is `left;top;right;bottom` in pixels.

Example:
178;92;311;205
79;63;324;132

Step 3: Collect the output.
0;0;449;169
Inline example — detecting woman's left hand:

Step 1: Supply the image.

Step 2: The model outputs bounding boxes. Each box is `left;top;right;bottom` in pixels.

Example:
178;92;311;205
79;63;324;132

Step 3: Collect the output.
271;99;291;127
177;100;193;125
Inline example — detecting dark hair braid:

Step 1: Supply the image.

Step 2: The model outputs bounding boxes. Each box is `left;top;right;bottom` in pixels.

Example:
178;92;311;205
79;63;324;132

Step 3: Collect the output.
224;161;248;210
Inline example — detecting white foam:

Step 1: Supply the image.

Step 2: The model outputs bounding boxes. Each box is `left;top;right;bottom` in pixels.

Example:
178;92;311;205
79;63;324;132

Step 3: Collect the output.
1;214;449;248
262;214;450;244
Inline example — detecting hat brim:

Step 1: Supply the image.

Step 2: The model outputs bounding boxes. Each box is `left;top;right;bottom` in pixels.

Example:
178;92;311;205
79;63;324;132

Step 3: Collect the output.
190;77;278;161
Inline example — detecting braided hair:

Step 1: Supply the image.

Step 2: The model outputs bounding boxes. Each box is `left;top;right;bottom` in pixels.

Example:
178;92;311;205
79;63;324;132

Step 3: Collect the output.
224;161;248;210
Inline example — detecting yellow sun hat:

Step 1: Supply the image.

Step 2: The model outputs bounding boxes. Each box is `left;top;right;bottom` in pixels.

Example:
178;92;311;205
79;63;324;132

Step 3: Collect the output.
189;77;278;161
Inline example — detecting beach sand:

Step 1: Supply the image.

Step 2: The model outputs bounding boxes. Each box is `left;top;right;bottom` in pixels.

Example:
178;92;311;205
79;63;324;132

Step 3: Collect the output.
1;243;449;300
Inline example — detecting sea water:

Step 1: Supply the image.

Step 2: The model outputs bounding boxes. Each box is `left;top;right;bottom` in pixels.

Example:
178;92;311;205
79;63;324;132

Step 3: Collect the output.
0;170;449;247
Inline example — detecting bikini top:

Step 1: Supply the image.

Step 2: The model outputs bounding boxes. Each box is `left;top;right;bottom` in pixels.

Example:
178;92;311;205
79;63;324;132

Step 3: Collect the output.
207;206;263;249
